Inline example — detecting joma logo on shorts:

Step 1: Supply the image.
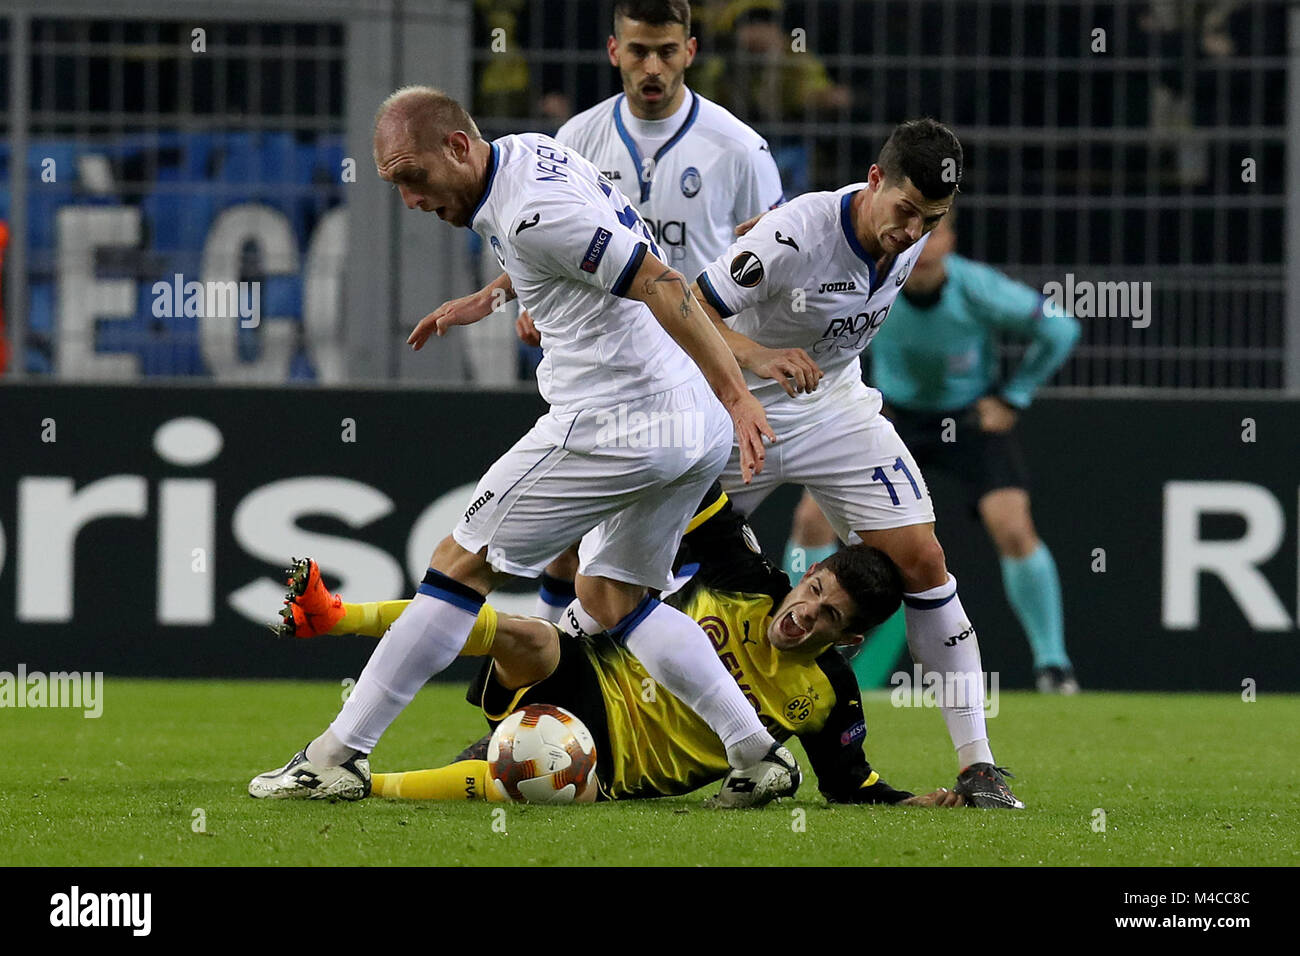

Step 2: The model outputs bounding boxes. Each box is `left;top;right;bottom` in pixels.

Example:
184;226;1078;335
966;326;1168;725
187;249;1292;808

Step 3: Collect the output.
464;491;495;522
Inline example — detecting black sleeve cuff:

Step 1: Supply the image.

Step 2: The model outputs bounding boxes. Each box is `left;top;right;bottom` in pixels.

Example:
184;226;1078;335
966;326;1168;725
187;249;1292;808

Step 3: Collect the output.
695;271;735;318
611;243;647;298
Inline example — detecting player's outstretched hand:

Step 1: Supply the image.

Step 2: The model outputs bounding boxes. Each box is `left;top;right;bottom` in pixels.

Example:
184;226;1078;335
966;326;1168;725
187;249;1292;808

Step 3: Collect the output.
900;787;967;808
408;290;496;350
734;212;768;237
728;392;775;483
515;310;541;348
746;346;824;397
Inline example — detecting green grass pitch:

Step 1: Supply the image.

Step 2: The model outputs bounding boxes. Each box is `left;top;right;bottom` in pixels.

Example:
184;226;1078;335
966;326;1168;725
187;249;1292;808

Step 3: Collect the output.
4;680;1296;866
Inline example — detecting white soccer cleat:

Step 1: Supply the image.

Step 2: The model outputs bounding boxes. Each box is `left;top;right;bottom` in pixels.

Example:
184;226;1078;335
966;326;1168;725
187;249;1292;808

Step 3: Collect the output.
705;743;801;809
248;748;371;800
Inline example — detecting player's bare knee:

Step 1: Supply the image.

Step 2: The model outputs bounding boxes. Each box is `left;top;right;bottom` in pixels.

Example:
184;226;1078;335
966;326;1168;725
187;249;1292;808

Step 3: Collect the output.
491;625;559;689
993;525;1040;559
897;536;949;591
984;503;1040;558
429;536;501;595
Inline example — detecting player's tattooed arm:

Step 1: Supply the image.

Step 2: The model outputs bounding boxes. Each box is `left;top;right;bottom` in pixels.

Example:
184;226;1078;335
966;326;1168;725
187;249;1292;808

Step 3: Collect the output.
642;268;695;323
626;251;774;482
689;281;824;397
408;272;517;350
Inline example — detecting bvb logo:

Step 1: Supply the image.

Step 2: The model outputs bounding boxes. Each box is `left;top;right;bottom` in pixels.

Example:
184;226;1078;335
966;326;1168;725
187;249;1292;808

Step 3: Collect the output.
784;695;814;724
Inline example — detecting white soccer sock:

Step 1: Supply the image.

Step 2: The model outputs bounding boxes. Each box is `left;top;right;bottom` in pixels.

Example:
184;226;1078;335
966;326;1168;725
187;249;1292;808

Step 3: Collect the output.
903;574;995;768
559;598;603;639
619;597;773;768
326;571;483;756
305;728;355;767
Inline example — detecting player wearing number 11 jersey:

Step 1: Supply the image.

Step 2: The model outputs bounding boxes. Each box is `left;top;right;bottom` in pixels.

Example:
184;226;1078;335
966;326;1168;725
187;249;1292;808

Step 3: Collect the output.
693;119;1025;809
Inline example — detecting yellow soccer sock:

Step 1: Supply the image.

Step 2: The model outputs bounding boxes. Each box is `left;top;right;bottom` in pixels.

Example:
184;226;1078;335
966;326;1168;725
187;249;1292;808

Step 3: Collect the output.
461;603;498;656
333;601;498;649
371;760;505;801
332;601;409;637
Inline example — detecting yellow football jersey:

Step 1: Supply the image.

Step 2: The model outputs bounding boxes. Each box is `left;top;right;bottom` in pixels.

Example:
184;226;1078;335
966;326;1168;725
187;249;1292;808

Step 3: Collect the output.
586;585;837;799
579;490;900;803
470;483;909;804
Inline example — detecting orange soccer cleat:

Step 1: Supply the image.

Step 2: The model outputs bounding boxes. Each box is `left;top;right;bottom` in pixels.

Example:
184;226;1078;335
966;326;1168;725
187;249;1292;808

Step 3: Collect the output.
274;557;345;639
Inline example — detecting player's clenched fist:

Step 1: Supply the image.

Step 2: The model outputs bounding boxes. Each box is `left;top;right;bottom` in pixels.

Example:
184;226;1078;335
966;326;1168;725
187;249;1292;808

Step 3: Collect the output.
745;345;824;397
727;391;775;484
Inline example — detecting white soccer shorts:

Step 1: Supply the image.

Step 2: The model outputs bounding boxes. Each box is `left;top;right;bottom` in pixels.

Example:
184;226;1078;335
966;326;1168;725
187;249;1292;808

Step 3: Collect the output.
720;380;936;542
453;376;732;590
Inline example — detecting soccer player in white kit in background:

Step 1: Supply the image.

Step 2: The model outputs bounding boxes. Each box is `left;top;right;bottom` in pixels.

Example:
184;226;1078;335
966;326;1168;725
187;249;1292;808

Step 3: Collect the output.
423;0;785;622
250;87;800;806
693;120;1025;808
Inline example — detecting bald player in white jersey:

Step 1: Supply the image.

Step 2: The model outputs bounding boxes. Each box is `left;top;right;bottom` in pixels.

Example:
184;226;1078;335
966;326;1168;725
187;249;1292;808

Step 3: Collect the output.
250;87;801;807
422;0;786;622
692;120;1025;810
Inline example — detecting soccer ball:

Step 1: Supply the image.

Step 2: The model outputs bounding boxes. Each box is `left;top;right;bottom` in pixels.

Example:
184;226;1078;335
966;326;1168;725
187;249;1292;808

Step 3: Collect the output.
487;704;599;804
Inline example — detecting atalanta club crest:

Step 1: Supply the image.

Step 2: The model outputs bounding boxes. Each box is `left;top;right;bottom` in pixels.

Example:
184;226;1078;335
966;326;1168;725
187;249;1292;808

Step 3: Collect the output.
729;251;764;287
490;235;506;268
680;166;701;198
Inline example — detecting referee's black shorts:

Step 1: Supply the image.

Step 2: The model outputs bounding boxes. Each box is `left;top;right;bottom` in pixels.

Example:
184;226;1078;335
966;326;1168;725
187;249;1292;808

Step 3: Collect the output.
884;401;1030;514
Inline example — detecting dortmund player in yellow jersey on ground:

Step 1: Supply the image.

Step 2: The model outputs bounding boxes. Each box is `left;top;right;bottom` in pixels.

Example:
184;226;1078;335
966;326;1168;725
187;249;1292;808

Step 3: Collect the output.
278;483;965;807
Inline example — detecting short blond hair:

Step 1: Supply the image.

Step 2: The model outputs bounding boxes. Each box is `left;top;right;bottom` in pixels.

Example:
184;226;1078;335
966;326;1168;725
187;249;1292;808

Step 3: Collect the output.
374;85;482;154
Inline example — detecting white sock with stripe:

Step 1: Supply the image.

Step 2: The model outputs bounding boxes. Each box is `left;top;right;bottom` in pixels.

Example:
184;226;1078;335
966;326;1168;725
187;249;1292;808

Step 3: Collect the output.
319;569;484;758
902;574;995;769
617;596;773;769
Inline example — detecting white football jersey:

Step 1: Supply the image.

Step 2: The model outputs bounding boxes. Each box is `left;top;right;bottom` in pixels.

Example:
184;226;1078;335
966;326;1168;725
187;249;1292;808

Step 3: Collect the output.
470;133;698;412
697;188;930;429
556;88;785;285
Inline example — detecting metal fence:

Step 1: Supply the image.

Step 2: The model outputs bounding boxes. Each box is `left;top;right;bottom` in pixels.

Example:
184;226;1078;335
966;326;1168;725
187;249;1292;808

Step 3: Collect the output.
469;0;1290;391
0;0;1292;390
4;13;347;381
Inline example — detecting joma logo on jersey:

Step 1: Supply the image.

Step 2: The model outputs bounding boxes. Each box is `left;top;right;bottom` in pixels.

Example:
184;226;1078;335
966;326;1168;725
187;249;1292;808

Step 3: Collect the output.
600;169;621;180
464;490;495;522
818;280;857;294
